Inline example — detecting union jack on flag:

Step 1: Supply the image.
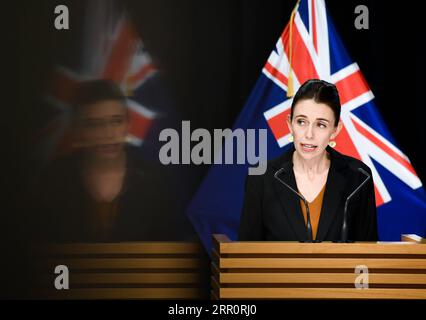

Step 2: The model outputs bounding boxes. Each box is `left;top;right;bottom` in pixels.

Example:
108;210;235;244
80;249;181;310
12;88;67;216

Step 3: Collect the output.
187;0;426;251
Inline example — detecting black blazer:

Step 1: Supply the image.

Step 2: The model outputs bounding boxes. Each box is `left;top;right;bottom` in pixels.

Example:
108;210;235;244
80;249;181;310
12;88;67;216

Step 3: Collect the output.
238;145;378;242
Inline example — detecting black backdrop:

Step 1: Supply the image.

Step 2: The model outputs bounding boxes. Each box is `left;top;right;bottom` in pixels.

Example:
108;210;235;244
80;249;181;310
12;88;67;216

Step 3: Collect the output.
3;0;426;298
14;0;426;185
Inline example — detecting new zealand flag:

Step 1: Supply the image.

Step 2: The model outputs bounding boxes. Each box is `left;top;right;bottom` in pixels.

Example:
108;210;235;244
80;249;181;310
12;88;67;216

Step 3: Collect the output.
187;0;426;252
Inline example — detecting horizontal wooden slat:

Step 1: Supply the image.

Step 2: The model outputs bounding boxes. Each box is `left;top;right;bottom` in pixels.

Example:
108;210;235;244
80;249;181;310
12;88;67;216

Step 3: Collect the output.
36;242;202;255
40;288;202;299
219;273;426;284
218;287;426;299
43;258;201;269
218;242;426;255
219;258;426;269
54;273;201;284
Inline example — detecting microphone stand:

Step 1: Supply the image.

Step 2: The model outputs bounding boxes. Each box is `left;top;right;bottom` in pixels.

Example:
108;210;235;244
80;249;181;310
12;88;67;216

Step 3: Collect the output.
335;167;371;243
274;167;318;243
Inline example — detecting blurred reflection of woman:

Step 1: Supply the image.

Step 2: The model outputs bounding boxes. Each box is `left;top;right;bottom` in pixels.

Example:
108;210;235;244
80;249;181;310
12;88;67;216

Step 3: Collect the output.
37;80;192;242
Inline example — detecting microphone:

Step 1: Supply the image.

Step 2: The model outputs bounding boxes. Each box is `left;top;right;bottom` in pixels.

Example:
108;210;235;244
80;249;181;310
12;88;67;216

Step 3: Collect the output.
339;167;371;242
274;167;314;242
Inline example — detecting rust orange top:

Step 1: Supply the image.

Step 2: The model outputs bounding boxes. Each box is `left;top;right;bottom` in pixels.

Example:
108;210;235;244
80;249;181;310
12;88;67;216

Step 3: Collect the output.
300;183;327;240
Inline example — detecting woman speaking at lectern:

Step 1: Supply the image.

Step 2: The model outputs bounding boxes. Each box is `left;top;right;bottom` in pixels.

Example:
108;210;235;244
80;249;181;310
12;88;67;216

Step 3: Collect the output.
238;79;378;242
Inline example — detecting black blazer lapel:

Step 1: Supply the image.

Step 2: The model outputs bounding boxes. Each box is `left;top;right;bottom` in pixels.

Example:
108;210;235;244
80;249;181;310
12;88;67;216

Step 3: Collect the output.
316;147;348;241
272;152;310;241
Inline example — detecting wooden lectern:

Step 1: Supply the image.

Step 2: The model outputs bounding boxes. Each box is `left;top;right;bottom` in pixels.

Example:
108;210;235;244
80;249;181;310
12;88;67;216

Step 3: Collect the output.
33;242;209;299
211;234;426;299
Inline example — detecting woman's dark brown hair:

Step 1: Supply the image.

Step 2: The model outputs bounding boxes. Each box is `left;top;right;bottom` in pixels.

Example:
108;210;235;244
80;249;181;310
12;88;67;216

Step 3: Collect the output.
290;79;341;127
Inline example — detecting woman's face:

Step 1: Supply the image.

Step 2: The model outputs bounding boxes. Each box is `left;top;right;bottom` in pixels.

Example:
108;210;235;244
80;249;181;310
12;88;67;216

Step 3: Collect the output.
287;99;342;161
75;99;128;160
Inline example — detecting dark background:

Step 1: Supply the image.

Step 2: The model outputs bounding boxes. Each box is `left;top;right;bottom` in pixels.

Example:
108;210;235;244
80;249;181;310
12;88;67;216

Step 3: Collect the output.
13;0;425;185
3;0;425;298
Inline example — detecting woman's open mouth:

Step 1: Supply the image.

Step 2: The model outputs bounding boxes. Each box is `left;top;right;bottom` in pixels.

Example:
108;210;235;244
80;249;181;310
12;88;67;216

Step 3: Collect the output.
300;143;317;152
